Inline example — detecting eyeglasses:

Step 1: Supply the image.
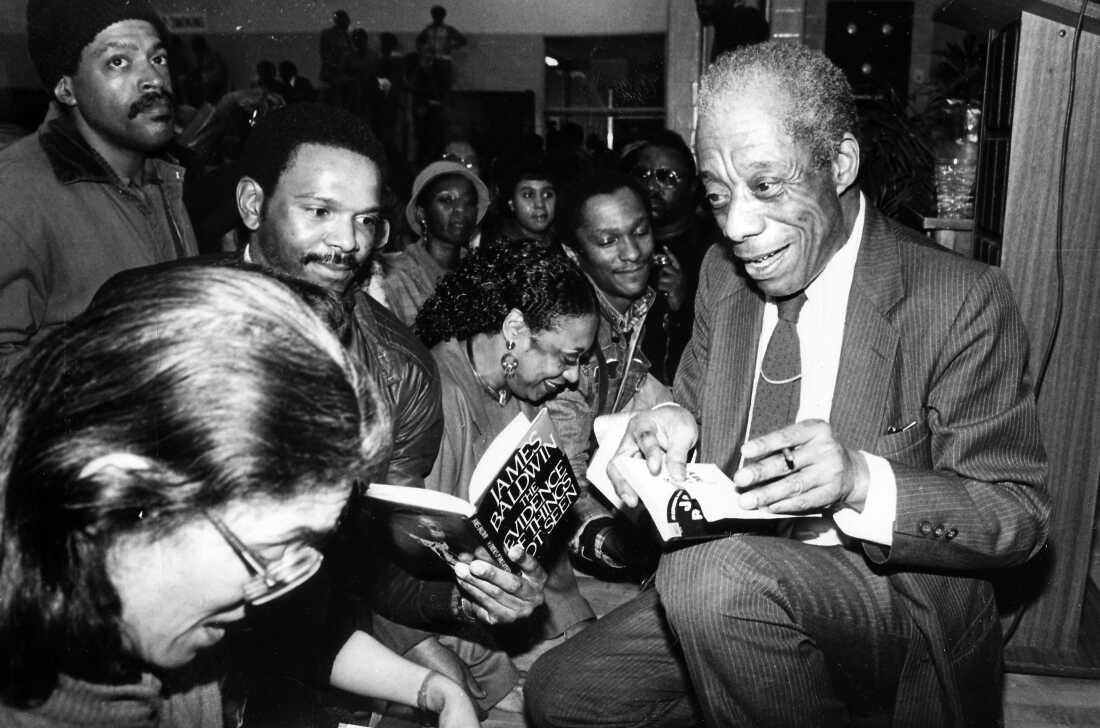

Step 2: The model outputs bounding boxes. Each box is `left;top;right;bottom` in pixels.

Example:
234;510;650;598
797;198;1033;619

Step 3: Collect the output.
203;510;324;606
632;167;684;188
441;152;477;170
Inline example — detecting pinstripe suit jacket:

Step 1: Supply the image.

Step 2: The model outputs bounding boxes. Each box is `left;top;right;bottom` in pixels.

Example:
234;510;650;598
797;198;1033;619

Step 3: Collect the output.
673;206;1050;726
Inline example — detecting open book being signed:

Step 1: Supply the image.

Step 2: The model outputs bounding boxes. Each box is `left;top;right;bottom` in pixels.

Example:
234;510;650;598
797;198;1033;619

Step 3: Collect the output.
586;412;808;542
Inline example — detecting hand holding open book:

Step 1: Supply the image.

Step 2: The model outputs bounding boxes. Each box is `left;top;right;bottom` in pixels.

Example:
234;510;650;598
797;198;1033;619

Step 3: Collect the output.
366;409;580;579
586;411;814;542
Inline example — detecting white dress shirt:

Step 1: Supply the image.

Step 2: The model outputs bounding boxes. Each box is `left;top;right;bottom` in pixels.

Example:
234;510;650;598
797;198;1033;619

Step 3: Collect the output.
745;194;897;546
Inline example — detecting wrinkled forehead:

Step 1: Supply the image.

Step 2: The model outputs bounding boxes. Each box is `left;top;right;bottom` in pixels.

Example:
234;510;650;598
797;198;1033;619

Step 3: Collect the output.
699;80;791;137
696;88;808;174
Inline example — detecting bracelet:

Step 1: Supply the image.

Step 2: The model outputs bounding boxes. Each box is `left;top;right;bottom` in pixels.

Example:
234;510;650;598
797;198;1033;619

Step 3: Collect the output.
416;669;441;712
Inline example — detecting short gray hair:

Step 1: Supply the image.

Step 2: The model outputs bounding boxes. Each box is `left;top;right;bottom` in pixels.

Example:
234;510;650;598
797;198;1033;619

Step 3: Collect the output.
699;41;857;169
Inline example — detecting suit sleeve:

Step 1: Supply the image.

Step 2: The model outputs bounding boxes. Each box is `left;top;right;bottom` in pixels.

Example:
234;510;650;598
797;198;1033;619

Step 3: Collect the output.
871;267;1050;571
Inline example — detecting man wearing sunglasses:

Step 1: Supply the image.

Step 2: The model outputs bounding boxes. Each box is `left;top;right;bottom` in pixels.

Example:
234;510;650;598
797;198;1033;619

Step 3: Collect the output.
622;130;722;385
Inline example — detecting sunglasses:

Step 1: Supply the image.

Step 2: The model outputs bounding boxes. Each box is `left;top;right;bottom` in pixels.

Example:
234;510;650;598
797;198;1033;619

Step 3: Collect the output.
632;167;684;188
203;510;324;606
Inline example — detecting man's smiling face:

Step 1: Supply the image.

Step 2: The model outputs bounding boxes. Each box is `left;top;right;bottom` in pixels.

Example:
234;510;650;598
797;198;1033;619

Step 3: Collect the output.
696;85;849;298
250;143;388;295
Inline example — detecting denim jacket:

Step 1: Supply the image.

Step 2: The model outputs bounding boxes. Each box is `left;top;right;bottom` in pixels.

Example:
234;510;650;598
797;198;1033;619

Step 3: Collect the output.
547;283;672;532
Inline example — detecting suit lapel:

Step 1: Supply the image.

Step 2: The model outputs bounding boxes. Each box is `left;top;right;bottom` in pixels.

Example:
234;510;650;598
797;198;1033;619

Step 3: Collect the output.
830;209;904;451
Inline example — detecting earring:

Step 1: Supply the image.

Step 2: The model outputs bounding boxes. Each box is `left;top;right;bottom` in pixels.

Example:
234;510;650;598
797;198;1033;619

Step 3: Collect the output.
500;339;518;378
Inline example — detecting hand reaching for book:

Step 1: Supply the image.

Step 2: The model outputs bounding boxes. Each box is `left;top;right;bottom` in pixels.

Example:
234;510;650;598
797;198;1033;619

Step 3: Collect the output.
453;544;547;625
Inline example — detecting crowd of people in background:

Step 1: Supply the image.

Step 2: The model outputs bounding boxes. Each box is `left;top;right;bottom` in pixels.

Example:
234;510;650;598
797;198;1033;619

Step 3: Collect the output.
0;0;1052;727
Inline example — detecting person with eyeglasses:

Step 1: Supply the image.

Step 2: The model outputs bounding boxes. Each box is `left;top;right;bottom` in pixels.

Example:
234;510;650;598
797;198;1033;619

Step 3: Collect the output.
0;264;479;727
440;139;481;178
621;129;722;385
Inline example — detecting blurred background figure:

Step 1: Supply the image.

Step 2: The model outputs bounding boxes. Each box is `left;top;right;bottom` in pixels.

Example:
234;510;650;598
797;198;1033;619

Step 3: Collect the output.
373;160;490;326
278;60;317;104
482;155;559;249
345;28;381;123
416;5;466;106
320;9;354;107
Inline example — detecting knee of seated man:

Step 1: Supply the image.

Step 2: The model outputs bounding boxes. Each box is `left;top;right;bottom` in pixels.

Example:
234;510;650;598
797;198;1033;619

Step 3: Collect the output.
656;535;782;624
525;647;578;727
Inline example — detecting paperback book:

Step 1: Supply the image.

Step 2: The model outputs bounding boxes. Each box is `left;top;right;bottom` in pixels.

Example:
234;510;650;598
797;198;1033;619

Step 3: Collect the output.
367;409;580;579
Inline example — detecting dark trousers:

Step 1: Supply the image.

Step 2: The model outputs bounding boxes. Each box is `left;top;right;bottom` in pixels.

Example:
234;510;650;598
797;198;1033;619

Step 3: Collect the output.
526;535;917;728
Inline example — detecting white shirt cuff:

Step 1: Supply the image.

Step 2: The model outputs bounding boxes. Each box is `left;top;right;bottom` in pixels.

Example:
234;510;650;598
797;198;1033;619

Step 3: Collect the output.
832;451;896;546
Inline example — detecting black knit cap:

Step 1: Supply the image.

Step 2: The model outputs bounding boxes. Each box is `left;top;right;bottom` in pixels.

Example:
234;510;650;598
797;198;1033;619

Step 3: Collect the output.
26;0;168;90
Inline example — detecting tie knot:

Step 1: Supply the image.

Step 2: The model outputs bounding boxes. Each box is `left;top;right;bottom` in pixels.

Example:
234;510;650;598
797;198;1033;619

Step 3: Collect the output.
775;292;807;323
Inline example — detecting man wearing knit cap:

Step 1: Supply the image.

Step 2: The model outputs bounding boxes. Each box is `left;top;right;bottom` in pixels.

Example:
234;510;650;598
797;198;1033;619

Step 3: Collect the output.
0;0;198;371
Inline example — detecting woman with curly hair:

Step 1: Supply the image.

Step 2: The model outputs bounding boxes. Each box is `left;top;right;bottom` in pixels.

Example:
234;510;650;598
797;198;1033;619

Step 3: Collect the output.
415;241;599;642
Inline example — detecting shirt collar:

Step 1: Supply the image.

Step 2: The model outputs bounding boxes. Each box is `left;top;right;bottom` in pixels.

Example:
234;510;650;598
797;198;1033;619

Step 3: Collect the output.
802;193;865;305
588;275;655;334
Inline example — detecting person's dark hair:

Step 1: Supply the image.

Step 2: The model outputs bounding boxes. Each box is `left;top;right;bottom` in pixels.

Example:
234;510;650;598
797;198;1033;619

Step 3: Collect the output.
380;32;398;55
556;169;650;248
620;129;697;181
499;155;556;206
352;27;368;50
278;60;297;80
430;5;446;22
256;59;277;81
415;241;596;348
0;265;387;706
699;41;856;169
239;102;387;196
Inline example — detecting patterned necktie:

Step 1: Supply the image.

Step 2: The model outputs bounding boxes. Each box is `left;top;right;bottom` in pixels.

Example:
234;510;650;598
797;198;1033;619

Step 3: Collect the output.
749;292;807;440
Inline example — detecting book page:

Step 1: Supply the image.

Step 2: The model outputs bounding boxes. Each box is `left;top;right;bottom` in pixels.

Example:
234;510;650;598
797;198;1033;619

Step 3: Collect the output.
613;459;805;522
585;411;636;510
366;482;476;517
467;411;532;504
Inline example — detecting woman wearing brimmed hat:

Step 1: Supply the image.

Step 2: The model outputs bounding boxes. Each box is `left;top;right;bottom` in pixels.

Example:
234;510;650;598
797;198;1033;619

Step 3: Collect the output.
374;160;490;327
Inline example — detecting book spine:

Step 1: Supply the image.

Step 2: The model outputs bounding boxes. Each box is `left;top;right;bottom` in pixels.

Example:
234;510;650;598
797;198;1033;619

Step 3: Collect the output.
469;515;513;571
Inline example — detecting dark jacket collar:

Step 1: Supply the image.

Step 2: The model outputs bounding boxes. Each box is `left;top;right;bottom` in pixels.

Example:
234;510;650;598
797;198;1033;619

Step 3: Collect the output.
38;108;176;187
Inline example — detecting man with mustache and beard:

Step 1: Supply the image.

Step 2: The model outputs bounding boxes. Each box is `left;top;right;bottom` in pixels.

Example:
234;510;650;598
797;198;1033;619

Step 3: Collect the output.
0;0;197;372
224;102;541;725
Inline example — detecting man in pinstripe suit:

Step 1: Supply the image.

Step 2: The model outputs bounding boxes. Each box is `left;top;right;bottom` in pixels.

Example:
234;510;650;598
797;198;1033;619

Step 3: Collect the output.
526;42;1050;727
